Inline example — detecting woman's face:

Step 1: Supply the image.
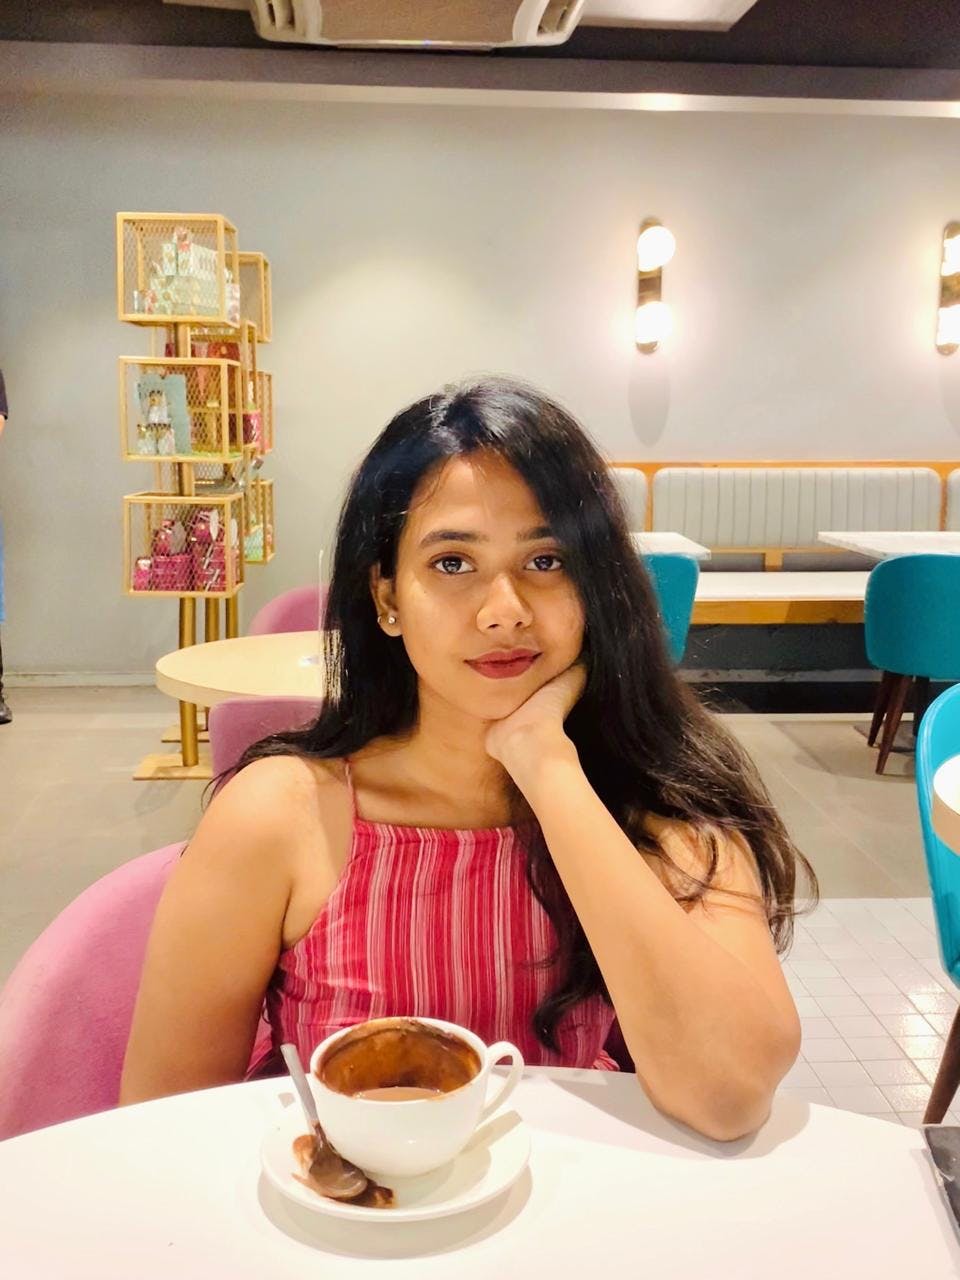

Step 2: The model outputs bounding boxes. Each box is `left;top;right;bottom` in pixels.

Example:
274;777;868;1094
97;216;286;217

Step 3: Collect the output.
372;451;586;721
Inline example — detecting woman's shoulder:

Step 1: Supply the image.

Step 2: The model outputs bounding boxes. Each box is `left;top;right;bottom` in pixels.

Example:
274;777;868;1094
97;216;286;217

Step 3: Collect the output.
214;753;352;833
202;755;356;947
226;751;348;795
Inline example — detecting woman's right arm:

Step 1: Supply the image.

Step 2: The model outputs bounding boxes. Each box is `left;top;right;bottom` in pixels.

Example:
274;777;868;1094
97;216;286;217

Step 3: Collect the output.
120;758;304;1105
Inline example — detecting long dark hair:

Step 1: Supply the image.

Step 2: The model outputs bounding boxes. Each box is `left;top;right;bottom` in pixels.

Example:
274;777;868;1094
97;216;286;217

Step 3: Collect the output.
231;377;818;1050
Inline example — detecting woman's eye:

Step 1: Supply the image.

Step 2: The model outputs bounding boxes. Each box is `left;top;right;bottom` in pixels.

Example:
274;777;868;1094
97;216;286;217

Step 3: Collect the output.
433;555;473;575
527;554;563;572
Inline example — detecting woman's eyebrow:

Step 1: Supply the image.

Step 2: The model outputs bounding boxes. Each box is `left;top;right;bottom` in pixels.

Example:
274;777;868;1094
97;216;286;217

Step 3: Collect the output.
418;525;554;549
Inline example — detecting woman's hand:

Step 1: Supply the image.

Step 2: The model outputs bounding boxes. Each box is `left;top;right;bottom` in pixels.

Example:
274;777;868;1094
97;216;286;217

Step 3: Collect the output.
484;662;586;776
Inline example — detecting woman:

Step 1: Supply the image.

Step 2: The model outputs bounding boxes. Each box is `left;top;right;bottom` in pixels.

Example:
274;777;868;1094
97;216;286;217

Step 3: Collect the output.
122;377;815;1141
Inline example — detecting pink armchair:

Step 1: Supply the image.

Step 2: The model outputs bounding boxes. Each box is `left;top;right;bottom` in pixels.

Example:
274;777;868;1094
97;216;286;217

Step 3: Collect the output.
0;696;327;1139
247;584;327;635
0;843;184;1140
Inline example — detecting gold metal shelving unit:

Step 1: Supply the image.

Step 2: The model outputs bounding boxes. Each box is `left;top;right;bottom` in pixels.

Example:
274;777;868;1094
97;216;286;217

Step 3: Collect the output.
117;214;275;778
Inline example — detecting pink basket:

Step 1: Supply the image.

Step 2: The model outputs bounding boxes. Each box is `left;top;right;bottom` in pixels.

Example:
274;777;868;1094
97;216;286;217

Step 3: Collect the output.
131;558;152;591
243;409;262;448
193;543;227;591
152;553;193;591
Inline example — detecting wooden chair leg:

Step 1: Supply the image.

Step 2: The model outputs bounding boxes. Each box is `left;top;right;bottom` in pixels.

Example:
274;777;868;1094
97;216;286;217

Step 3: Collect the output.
875;674;912;774
924;1005;960;1123
868;671;895;747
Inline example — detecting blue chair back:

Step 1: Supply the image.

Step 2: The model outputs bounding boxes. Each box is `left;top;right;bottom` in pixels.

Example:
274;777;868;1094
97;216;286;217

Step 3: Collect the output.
643;553;699;665
916;683;960;986
865;555;960;680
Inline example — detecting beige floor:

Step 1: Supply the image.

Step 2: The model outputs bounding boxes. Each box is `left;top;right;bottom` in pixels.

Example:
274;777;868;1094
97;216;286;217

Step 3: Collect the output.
0;687;928;984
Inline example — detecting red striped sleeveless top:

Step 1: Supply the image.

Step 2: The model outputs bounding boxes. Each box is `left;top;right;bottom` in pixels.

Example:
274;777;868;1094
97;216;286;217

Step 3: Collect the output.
247;758;617;1076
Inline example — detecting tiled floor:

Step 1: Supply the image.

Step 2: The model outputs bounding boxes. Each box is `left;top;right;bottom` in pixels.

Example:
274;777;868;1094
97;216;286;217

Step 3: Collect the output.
781;897;957;1127
0;686;953;1128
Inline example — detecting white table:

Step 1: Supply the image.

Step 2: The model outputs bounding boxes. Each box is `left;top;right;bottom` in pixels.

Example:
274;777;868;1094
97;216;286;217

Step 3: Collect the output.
819;531;960;559
689;570;869;624
632;532;711;560
934;755;960;854
156;631;326;706
694;569;869;603
1;1069;956;1277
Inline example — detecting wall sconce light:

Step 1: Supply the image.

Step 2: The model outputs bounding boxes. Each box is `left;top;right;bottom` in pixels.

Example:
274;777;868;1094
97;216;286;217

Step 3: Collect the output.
635;219;676;354
937;221;960;354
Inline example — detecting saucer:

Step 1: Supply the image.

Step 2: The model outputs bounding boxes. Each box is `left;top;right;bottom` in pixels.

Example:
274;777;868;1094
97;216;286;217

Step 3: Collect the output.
259;1106;530;1223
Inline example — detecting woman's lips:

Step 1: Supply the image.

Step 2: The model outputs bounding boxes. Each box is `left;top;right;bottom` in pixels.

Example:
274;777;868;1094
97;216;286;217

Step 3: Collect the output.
465;654;540;680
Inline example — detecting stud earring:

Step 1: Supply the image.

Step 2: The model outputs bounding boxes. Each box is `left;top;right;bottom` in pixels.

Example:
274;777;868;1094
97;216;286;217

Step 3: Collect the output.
378;613;398;626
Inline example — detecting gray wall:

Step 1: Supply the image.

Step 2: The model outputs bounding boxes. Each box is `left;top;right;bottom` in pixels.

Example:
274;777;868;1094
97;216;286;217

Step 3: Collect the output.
3;91;960;675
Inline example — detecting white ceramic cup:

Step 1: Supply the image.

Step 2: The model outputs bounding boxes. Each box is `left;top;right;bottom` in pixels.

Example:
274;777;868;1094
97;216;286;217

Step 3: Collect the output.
308;1016;524;1178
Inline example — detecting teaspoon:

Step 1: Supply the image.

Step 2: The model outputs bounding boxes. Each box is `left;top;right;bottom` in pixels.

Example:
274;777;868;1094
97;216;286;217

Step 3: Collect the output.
280;1042;369;1202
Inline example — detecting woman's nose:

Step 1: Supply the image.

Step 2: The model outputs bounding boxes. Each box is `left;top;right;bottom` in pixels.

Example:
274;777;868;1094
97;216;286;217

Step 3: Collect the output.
476;573;534;631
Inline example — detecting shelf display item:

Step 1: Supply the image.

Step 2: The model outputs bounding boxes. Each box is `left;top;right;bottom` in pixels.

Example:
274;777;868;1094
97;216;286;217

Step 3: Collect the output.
124;492;245;598
162;374;191;454
121;357;243;462
117;214;240;327
117;212;276;775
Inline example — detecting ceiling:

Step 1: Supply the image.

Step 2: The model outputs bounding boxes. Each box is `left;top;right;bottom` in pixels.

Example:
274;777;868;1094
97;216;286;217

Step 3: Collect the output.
4;1;959;71
3;0;960;112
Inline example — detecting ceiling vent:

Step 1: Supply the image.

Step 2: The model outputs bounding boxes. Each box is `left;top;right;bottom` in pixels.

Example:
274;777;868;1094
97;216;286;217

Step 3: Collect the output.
246;1;587;49
164;2;762;47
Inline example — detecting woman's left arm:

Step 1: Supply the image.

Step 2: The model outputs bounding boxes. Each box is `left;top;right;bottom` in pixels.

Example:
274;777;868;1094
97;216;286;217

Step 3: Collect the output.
487;670;801;1143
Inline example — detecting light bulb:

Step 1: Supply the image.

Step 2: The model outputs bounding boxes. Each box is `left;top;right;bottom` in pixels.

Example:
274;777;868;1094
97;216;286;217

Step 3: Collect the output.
637;225;676;272
635;301;672;346
938;304;960;346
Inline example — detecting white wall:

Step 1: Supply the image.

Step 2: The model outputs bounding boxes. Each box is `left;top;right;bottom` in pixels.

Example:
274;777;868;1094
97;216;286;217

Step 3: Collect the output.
2;91;960;674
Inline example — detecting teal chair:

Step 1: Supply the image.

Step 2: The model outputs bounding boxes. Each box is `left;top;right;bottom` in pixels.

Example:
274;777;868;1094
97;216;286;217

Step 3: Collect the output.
915;683;960;1121
643;553;699;666
865;555;960;774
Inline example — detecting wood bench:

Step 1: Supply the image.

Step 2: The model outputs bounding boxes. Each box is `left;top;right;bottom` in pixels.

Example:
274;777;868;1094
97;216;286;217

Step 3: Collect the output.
609;461;960;624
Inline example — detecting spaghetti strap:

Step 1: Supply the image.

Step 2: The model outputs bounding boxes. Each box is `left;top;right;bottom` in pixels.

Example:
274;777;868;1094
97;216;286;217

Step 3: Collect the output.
342;757;359;821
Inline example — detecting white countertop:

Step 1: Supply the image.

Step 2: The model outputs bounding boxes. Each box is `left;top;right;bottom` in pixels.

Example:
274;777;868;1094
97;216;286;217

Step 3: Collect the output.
819;531;960;559
631;532;711;560
0;1069;955;1277
694;570;869;602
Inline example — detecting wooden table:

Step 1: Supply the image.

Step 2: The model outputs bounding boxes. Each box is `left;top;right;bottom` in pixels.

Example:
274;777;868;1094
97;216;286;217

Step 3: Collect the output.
631;532;711;560
0;1069;956;1277
819;531;960;559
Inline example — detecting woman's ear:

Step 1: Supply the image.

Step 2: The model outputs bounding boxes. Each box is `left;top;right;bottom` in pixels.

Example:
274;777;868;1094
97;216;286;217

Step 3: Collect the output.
369;565;401;634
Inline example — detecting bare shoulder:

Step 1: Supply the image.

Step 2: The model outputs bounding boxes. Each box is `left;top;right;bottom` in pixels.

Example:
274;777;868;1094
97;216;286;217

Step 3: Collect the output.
193;754;350;869
168;753;355;951
214;753;346;812
640;813;764;908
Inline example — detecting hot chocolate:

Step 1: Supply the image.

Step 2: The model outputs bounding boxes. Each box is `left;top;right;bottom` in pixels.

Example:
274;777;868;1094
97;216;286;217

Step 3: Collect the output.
317;1017;481;1099
353;1086;443;1102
